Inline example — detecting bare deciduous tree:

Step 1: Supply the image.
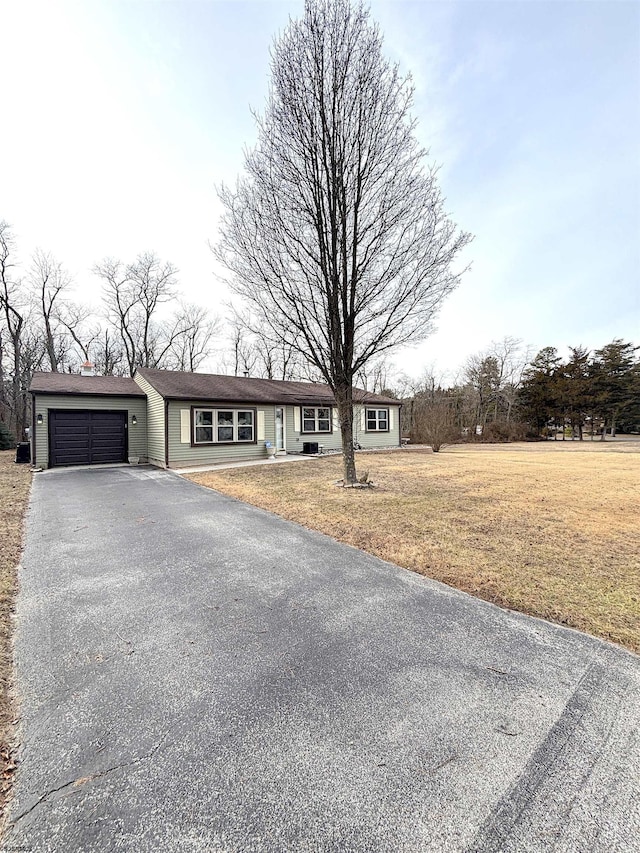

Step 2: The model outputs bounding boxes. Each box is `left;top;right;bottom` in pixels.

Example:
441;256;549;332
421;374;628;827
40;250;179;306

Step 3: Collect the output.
96;253;179;374
92;327;126;376
55;300;102;369
216;0;471;483
169;303;219;372
462;337;532;432
356;357;398;397
486;336;532;424
29;249;73;372
223;308;308;380
0;221;36;438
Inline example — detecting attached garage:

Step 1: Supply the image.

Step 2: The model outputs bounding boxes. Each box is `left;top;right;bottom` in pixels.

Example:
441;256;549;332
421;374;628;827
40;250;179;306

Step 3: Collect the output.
49;410;128;467
29;372;147;470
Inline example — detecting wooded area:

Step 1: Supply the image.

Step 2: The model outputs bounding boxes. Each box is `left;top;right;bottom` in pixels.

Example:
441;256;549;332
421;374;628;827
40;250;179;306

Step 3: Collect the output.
396;337;640;449
1;212;637;452
0;221;218;442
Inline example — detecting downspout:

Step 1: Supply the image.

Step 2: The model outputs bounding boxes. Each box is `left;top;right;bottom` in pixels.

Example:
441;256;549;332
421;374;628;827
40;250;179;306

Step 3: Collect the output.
398;403;403;447
164;400;169;468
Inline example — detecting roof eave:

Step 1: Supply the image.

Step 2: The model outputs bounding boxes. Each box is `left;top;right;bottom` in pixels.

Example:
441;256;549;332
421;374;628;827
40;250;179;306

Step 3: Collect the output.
30;389;146;399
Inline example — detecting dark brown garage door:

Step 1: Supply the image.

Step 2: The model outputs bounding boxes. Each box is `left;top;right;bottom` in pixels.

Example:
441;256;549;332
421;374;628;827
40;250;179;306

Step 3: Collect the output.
49;411;127;467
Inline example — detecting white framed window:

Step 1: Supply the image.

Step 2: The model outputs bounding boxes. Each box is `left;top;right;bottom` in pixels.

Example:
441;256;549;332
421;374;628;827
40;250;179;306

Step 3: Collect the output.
193;408;255;444
366;408;389;432
301;406;332;433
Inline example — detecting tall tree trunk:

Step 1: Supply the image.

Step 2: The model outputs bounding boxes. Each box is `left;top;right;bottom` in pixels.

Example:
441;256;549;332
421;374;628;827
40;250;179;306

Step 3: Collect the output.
335;386;357;485
44;323;58;371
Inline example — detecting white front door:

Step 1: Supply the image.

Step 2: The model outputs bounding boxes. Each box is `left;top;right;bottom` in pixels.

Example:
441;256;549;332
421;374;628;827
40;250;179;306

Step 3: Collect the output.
275;407;285;451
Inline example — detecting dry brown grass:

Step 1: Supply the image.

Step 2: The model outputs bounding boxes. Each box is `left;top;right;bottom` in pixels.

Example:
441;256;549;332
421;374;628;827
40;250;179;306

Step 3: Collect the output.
0;451;31;820
187;441;640;654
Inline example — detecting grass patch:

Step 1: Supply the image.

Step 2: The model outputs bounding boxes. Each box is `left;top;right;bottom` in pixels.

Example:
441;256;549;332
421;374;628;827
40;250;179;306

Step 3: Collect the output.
187;442;640;653
0;451;31;824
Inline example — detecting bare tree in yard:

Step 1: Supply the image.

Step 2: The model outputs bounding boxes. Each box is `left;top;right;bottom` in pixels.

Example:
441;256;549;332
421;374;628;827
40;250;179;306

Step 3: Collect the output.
414;395;456;452
216;0;470;484
403;369;456;451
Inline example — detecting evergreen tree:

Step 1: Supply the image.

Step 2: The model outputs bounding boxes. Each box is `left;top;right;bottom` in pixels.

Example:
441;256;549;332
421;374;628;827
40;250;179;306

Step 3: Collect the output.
520;347;562;436
591;339;639;438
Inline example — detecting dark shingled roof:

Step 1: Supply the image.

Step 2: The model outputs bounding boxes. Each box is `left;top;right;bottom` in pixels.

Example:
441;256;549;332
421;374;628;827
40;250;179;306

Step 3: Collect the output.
29;371;146;397
136;367;399;406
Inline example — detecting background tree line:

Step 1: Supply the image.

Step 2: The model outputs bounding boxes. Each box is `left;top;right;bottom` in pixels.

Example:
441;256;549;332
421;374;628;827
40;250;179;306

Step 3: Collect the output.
2;214;637;453
357;337;640;450
0;221;219;443
519;340;640;440
0;217;330;446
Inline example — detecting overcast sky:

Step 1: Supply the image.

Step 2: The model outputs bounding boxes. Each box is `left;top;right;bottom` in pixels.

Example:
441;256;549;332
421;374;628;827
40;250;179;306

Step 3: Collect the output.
2;0;638;379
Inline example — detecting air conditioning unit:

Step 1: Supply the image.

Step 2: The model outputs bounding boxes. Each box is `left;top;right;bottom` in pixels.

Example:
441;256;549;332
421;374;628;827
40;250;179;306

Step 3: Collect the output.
302;442;319;454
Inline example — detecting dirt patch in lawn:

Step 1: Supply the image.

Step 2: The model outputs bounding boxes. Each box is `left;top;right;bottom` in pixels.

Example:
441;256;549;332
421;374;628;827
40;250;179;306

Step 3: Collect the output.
187;442;640;653
0;451;31;824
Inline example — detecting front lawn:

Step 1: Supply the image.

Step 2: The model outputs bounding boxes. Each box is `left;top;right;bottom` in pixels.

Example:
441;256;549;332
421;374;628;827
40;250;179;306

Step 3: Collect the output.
187;443;640;653
0;451;31;824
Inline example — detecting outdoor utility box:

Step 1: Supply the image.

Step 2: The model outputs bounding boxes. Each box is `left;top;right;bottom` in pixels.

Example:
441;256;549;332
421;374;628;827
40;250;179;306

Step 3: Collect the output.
15;442;31;464
302;442;319;455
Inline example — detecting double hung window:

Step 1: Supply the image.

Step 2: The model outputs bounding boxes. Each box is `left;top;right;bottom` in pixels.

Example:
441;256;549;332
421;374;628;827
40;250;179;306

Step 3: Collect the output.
366;408;389;432
301;407;332;433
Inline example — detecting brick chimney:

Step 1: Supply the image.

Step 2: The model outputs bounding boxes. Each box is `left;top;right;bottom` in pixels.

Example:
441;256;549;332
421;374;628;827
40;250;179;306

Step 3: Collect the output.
80;361;96;376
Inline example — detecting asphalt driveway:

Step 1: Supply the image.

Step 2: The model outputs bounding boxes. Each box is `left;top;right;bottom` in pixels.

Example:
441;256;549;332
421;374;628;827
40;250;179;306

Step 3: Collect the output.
5;466;640;852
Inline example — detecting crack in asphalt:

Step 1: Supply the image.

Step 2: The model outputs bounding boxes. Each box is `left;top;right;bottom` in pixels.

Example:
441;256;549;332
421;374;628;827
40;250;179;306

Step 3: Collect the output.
8;729;171;829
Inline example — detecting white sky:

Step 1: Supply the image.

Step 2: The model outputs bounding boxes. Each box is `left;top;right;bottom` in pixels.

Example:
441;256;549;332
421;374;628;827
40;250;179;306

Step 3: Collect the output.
2;0;639;379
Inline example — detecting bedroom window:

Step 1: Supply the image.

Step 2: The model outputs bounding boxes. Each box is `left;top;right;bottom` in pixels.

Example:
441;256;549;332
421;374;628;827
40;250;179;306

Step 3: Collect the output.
193;409;255;444
301;406;332;433
366;408;389;432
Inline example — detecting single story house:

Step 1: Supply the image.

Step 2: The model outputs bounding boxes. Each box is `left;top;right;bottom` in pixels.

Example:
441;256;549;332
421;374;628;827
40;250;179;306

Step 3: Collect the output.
29;367;401;469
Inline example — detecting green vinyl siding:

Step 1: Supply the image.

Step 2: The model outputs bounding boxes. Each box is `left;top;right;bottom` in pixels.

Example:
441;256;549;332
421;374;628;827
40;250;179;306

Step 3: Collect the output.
32;394;147;469
166;401;276;468
285;404;400;453
133;372;166;466
286;405;341;453
354;404;401;449
285;406;300;453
